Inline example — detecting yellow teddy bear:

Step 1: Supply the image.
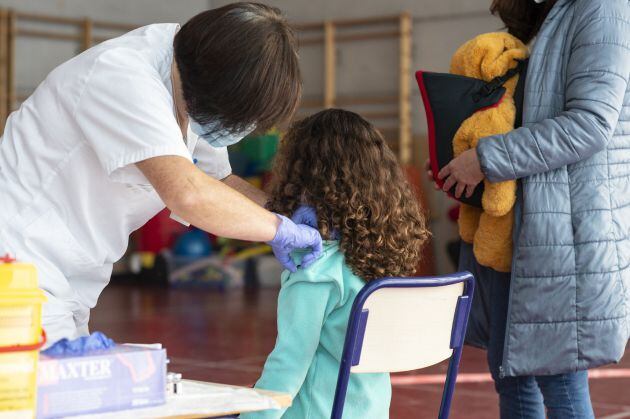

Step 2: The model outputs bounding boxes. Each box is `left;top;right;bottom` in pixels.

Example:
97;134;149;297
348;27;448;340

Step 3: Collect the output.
450;32;528;272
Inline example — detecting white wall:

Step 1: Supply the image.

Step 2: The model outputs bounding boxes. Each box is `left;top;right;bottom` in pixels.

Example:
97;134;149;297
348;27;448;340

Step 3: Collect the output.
211;0;501;129
0;0;209;22
0;0;211;96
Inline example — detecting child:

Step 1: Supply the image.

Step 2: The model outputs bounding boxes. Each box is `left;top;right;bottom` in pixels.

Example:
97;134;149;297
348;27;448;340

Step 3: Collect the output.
242;109;430;419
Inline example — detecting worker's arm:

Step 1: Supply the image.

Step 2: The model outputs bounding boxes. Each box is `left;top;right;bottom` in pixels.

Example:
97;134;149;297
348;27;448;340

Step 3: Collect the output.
191;140;268;206
137;155;278;241
222;174;269;207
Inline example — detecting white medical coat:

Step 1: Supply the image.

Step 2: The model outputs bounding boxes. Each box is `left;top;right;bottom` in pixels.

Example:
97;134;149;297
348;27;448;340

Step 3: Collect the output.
0;24;233;344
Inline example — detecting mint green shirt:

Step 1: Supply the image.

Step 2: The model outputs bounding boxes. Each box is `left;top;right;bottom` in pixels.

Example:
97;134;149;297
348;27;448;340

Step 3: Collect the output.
241;242;391;419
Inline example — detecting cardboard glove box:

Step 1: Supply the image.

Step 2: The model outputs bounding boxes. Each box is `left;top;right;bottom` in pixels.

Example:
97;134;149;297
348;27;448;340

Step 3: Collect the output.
37;344;166;418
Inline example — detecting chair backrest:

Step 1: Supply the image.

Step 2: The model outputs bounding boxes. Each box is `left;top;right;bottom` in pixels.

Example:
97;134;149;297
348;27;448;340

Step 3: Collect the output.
332;273;474;419
347;273;473;374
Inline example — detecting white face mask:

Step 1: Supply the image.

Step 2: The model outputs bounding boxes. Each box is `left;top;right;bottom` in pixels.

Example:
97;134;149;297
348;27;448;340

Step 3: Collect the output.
189;118;256;148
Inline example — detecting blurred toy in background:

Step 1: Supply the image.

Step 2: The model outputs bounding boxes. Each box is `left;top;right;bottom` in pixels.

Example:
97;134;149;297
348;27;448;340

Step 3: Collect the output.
164;252;242;291
163;240;279;291
229;129;280;177
163;228;236;290
124;208;189;286
173;228;213;259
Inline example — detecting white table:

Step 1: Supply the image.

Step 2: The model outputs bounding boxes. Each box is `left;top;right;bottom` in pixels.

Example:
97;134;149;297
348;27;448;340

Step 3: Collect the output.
72;380;292;419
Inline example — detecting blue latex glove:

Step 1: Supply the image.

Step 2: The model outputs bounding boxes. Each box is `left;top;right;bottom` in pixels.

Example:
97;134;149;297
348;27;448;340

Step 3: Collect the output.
268;214;323;272
291;205;318;228
291;205;341;240
42;331;115;356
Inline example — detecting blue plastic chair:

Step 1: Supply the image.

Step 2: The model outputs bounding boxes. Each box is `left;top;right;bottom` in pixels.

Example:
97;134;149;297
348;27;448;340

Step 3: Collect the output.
330;272;475;419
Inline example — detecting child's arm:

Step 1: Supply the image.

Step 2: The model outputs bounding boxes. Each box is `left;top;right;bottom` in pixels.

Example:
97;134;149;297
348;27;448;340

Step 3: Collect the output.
241;277;339;419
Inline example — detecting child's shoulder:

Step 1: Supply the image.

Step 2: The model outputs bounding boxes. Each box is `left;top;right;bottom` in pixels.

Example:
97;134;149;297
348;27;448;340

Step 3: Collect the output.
281;241;358;291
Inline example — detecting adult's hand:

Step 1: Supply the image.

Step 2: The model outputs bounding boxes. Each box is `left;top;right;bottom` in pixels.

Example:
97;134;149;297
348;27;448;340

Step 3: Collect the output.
267;214;323;273
291;205;318;228
291;205;341;240
438;148;484;199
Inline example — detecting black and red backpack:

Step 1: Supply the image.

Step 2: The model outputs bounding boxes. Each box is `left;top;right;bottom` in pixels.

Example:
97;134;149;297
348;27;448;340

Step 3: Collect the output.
415;59;528;208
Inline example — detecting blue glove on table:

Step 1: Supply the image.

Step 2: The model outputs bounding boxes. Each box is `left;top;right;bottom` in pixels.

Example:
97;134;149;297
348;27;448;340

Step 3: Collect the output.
291;205;318;228
43;331;115;356
268;213;323;272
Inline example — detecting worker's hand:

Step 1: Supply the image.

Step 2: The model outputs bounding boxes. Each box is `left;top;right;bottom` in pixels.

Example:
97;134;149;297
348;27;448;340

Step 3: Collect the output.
438;148;484;199
425;158;440;191
292;205;342;240
268;214;323;272
291;205;318;228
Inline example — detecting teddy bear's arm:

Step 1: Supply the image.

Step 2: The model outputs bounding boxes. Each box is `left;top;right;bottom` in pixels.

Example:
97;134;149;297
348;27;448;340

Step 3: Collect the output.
482;179;517;217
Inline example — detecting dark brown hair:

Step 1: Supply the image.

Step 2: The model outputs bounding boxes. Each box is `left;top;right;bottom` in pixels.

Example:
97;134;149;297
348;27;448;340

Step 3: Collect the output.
268;109;430;281
174;2;301;135
491;0;558;44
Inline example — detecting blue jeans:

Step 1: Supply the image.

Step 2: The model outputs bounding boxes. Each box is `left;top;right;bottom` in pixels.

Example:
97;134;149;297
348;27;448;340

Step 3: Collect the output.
494;371;593;419
460;243;595;419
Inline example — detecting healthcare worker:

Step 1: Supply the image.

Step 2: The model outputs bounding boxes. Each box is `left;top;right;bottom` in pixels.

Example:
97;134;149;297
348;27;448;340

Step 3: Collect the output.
0;2;323;344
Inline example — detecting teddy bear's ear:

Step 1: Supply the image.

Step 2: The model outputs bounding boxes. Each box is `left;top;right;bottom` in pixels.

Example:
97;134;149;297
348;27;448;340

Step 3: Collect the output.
477;32;529;81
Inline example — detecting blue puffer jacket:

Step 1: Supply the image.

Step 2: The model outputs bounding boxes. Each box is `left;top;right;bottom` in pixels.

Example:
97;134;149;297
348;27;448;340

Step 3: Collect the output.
475;0;630;376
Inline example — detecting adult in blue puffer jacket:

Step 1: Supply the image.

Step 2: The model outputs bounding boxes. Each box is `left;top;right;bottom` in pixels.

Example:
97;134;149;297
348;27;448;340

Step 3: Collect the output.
435;0;630;417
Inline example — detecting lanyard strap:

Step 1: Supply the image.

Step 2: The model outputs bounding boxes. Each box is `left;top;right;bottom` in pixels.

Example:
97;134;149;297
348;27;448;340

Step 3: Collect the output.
476;59;527;99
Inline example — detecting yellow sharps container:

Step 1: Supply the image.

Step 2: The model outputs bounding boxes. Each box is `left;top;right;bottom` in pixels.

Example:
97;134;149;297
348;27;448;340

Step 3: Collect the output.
0;254;47;419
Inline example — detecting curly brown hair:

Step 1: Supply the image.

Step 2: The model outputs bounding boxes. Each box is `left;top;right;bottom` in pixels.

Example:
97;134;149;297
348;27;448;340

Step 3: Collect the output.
267;109;430;281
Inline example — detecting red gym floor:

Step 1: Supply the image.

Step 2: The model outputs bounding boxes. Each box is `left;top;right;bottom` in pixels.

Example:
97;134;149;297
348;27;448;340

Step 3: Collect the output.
91;284;630;418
